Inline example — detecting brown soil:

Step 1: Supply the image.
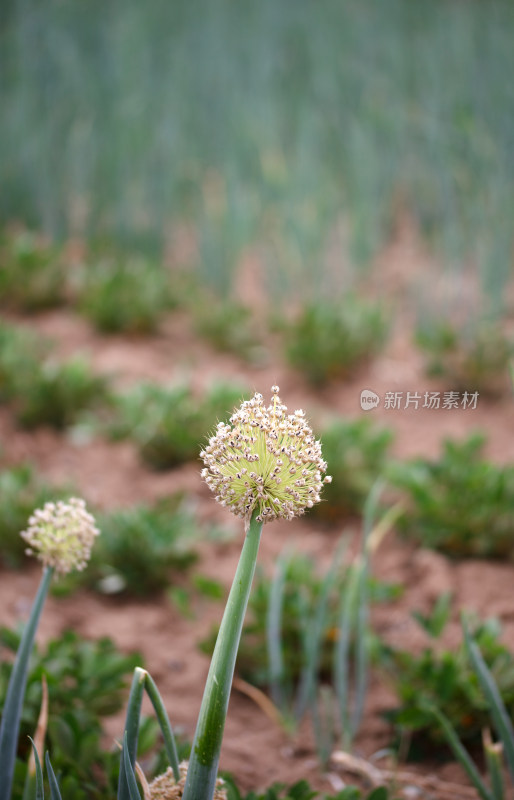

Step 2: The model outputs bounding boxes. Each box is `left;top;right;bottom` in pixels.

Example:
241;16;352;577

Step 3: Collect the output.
1;231;513;798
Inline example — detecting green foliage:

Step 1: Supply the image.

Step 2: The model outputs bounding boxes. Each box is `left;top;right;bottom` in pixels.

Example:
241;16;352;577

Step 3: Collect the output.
381;613;514;759
79;257;173;334
284;299;389;385
0;322;109;429
0;628;144;800
13;358;109;430
0;463;70;568
223;776;396;800
109;381;248;469
0;230;67;312
416;321;514;397
2;1;514;304
389;434;514;559
316;419;393;522
87;495;200;596
0;323;49;405
192;298;263;362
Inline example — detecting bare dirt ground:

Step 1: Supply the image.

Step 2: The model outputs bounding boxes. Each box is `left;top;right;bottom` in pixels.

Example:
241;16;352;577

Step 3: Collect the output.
1;230;513;797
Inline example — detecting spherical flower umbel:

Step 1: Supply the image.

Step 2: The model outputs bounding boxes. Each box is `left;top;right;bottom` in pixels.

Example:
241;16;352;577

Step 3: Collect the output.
21;498;100;574
200;386;332;524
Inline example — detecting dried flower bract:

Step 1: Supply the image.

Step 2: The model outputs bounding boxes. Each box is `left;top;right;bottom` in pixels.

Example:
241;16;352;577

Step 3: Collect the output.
21;498;99;574
149;762;227;800
200;386;331;523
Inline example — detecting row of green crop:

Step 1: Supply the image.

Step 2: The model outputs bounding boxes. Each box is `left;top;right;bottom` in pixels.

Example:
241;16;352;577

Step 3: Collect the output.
1;228;513;391
1;0;514;304
1;378;513;574
0;309;513;566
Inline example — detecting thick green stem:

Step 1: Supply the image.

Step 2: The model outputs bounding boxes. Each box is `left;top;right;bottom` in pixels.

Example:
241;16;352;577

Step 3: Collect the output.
0;566;54;800
182;512;263;800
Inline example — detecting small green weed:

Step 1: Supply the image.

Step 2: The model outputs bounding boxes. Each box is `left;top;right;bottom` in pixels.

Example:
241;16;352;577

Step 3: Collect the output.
109;381;248;469
79;256;173;334
381;611;514;759
284;298;389;386
416;320;514;397
0;229;68;311
316;418;393;522
0;463;70;568
389;434;514;558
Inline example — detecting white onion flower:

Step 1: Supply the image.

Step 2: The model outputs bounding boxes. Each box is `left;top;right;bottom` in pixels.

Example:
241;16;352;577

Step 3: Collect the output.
21;497;99;574
200;386;331;524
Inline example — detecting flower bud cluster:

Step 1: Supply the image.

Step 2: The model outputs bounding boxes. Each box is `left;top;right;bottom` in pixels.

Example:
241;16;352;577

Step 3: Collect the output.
21;498;100;574
200;386;331;523
149;763;227;800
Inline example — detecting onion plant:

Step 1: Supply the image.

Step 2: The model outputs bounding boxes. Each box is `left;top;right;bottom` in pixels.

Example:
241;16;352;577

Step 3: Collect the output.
0;499;99;800
0;386;331;800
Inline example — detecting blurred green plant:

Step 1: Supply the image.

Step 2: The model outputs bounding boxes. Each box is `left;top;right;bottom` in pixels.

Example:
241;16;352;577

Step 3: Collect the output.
109;381;248;469
0;229;68;312
315;419;393;522
87;495;200;596
389;434;514;559
427;617;514;800
381;609;514;761
3;0;514;308
223;776;396;800
13;358;109;431
0;627;145;800
79;257;173;334
284;299;389;385
0;323;49;405
0;321;110;429
0;463;70;569
416;321;514;397
192;298;264;362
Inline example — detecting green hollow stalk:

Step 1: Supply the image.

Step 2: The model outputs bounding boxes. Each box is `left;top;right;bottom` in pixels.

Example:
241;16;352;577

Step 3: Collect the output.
117;667;146;800
182;511;263;800
0;566;54;800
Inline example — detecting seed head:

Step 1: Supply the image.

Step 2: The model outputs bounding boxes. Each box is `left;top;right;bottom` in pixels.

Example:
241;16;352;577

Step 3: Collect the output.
21;498;100;574
200;387;331;523
149;763;227;800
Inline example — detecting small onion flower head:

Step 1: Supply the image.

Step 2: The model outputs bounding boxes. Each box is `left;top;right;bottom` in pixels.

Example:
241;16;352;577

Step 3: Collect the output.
149;762;227;800
200;386;332;524
21;498;100;574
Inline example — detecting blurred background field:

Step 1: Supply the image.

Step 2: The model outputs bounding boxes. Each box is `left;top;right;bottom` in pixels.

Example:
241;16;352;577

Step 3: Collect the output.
1;0;514;308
